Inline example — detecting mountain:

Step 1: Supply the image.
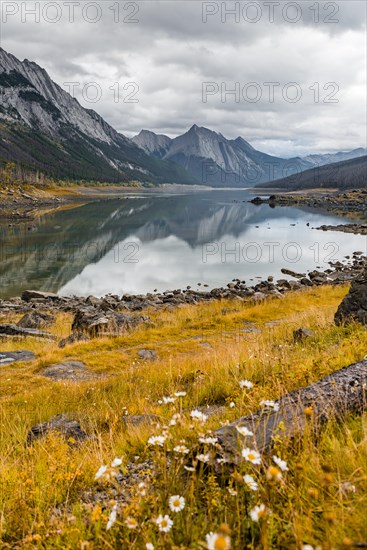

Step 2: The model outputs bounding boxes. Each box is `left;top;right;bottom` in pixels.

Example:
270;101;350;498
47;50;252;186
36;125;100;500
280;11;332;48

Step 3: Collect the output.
133;125;313;186
131;130;172;159
0;48;193;184
132;126;366;187
256;155;367;190
302;148;367;167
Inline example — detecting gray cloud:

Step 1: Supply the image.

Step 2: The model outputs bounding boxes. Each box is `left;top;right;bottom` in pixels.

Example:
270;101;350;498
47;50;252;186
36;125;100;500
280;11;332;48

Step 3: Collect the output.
1;0;365;156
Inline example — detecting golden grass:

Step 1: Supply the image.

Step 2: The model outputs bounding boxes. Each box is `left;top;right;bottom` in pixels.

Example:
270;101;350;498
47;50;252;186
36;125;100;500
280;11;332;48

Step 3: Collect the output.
0;285;366;549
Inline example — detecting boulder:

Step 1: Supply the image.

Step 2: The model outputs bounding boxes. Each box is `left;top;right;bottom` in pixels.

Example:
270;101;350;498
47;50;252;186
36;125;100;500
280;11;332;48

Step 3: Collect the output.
137;349;157;361
58;331;90;348
72;308;150;337
17;311;55;329
39;360;96;382
0;350;36;365
21;290;58;302
293;328;314;342
27;414;89;445
335;270;367;326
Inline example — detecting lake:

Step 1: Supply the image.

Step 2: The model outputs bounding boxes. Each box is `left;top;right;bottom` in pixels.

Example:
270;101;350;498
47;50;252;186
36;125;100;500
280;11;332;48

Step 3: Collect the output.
0;189;366;298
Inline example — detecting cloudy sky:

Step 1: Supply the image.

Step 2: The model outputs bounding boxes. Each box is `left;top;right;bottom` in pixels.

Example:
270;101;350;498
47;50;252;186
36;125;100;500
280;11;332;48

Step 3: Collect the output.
1;0;366;156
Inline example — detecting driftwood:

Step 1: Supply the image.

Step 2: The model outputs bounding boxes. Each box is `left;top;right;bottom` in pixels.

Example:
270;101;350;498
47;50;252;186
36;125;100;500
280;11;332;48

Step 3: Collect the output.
215;359;367;455
0;324;56;340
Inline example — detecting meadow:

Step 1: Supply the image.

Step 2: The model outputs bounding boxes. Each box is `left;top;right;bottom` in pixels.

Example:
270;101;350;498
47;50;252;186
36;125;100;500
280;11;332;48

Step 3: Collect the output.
0;285;366;549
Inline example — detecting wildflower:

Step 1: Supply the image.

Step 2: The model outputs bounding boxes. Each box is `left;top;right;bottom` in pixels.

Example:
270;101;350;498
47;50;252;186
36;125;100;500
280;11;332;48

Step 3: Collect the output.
227;488;237;496
266;466;282;481
229;402;235;408
243;474;258;491
174;391;187;397
111;457;123;468
163;396;176;404
106;504;117;530
174;445;190;454
196;453;210;463
236;426;253;437
184;465;196;472
242;448;261;465
260;400;279;412
190;409;208;423
250;503;267;522
148;435;166;447
156;514;173;532
239;379;253;389
169;495;185;513
125;516;138;529
146;544;154;550
137;481;146;496
206;532;231;550
199;436;218;445
94;465;108;480
302;546;314;550
217;456;230;464
170;413;181;426
273;455;289;471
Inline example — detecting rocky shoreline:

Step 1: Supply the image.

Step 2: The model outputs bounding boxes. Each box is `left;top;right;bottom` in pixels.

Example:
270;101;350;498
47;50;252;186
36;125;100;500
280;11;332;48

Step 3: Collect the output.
1;252;366;347
250;189;367;223
0;185;70;222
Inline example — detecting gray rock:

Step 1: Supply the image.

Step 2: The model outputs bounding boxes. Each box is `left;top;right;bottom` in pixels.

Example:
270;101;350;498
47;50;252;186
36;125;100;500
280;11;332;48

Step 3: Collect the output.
58;331;90;349
123;414;159;427
0;350;36;365
39;360;96;382
138;349;157;361
17;311;55;329
21;290;58;302
27;414;89;445
72;308;150;337
335;270;367;326
293;328;314;342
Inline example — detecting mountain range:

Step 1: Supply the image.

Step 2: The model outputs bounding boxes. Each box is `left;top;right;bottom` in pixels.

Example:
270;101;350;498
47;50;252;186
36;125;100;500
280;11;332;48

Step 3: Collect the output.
132;127;366;186
0;48;365;187
0;48;191;184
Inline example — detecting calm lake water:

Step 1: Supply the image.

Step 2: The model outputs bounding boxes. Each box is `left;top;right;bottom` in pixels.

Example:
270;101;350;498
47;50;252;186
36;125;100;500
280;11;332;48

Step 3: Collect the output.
0;190;366;298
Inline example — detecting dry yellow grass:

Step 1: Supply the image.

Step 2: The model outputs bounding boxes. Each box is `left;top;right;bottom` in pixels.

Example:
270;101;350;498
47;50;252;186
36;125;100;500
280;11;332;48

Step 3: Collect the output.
0;285;366;549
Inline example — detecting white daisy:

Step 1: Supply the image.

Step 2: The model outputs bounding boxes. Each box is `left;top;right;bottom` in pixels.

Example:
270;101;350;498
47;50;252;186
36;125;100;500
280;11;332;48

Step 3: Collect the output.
243;474;258;491
174;391;187;397
250;503;267;522
169;495;185;513
94;465;107;480
156;514;173;532
242;448;261;465
163;396;176;404
146;544;154;550
266;466;282;481
148;435;166;447
106;504;117;530
174;444;190;454
111;457;123;468
190;409;208;423
199;436;218;445
206;532;231;550
125;516;138;529
196;453;210;463
229;402;235;408
239;379;253;389
236;426;253;437
273;455;289;471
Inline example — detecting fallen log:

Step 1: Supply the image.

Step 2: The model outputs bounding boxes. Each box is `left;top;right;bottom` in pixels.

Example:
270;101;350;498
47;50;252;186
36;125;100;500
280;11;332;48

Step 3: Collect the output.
0;324;56;340
215;359;367;456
